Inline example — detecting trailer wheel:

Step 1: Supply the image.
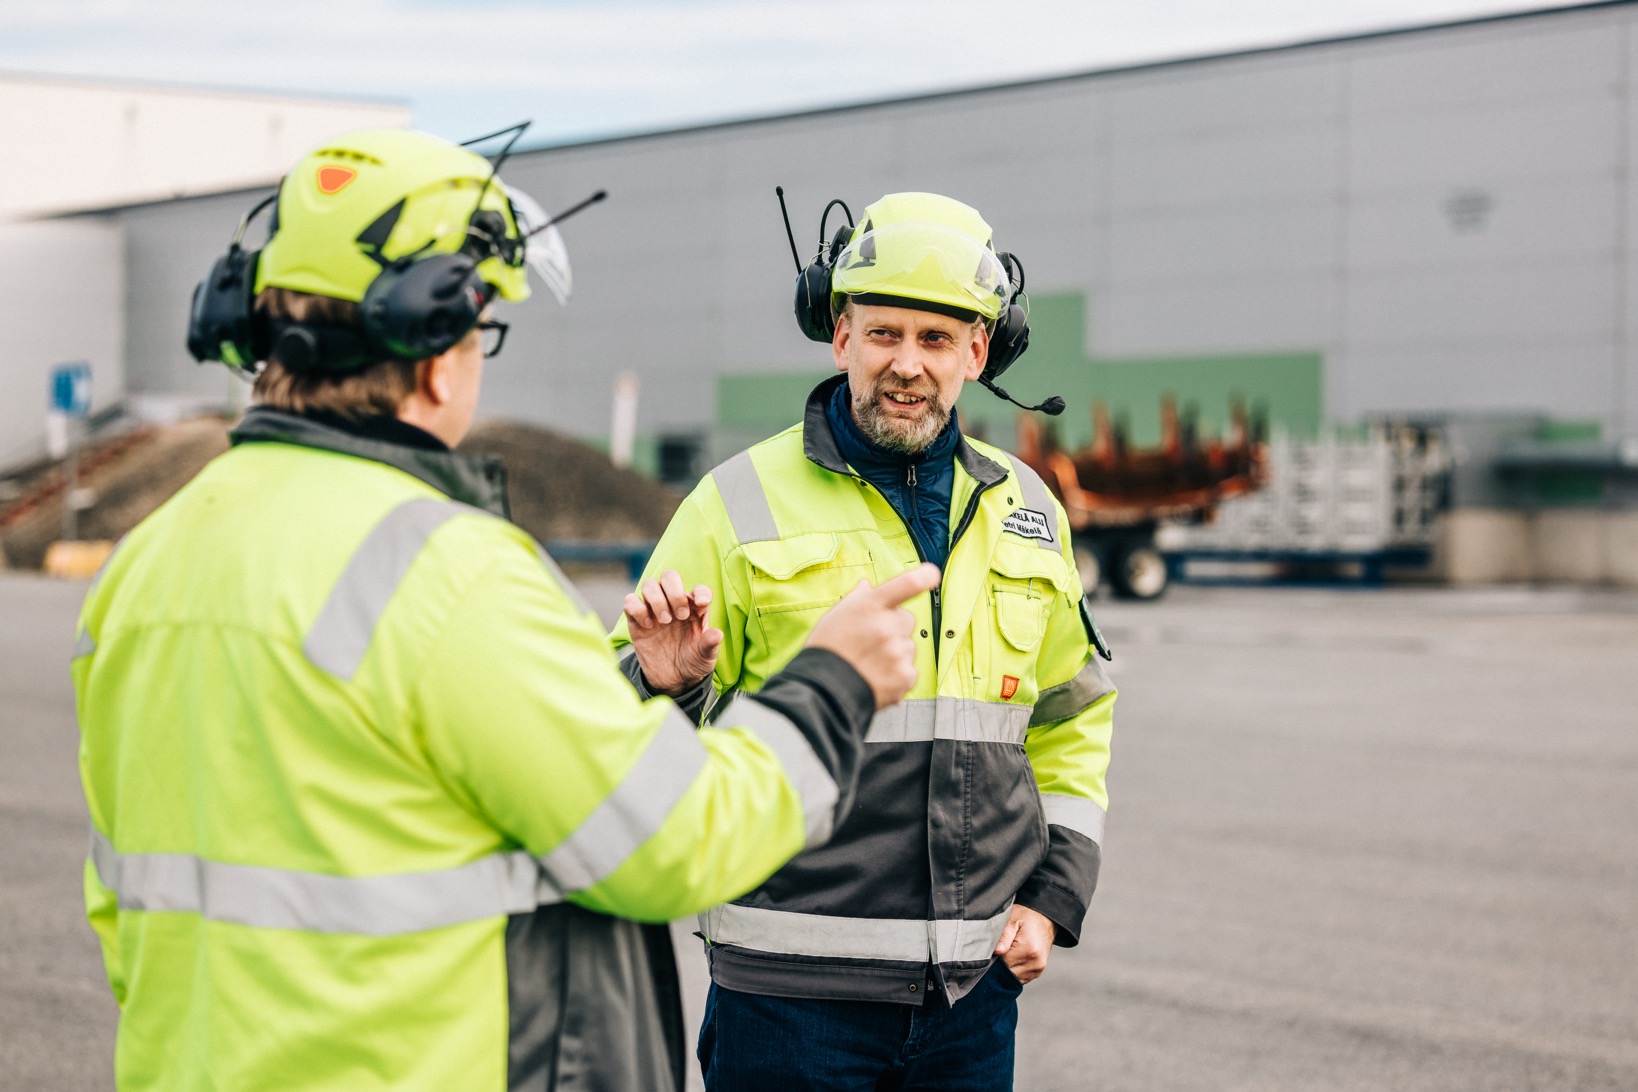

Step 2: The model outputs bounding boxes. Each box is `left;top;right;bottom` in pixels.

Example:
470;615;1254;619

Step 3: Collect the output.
1072;544;1103;597
1111;544;1169;600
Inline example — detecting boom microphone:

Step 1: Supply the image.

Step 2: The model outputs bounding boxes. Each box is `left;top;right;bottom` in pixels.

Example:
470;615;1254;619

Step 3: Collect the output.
980;378;1064;416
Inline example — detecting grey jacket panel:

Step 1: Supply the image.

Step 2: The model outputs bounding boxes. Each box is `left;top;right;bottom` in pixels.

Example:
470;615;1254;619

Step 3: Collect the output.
506;904;684;1092
1014;828;1101;948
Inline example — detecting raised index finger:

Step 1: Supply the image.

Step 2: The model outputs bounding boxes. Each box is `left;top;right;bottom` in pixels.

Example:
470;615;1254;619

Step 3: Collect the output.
869;563;941;606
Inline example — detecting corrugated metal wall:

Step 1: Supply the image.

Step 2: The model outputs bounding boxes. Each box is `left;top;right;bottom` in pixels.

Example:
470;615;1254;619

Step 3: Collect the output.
0;221;124;468
89;3;1638;467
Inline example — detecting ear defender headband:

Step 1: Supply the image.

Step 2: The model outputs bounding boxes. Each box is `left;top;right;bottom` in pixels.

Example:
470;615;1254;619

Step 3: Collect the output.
775;188;1059;415
186;197;501;375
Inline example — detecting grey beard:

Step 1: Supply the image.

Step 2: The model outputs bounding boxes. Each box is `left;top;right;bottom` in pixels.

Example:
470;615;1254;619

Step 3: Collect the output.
852;384;951;455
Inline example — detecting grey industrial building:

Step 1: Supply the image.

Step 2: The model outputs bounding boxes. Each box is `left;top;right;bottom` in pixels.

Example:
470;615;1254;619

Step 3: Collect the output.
21;1;1638;582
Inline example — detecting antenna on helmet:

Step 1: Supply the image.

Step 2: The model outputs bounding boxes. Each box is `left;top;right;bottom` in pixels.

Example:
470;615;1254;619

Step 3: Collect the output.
463;120;532;216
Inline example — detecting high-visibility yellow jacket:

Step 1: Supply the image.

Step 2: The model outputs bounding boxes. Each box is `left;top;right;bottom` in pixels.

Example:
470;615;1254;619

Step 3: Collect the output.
73;408;875;1092
614;376;1115;1005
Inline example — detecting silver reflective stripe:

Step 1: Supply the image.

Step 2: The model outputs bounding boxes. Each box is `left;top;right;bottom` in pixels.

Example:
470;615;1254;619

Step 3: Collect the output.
1008;457;1061;550
89;828;552;935
712;450;779;544
537;705;709;893
1041;792;1106;846
72;628;95;658
866;698;1030;745
700;901;1012;964
727;697;839;847
305;498;474;679
1030;656;1115;726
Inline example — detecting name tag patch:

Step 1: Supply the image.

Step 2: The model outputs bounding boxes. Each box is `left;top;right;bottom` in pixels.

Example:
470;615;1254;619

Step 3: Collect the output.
1002;508;1052;543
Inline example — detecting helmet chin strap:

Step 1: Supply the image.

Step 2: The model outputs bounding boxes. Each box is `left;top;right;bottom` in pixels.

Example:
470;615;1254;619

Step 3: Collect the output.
981;377;1064;416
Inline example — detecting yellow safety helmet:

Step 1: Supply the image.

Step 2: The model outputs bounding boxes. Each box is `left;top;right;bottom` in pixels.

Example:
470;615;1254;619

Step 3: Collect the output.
830;192;1011;323
255;127;533;303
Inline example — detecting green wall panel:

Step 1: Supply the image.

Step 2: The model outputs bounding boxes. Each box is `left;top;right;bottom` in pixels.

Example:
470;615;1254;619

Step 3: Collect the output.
715;292;1324;450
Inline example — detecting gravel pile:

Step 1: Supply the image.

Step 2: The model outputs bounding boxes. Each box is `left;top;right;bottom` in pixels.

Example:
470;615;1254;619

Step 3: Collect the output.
1;416;680;570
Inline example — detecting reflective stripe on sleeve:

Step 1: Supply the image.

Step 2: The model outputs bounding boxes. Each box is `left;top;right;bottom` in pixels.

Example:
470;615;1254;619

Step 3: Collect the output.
866;698;1030;745
536;704;710;894
1029;656;1115;727
89;828;550;936
711;450;780;544
1040;792;1106;846
73;629;95;658
304;498;475;679
722;697;840;847
699;901;1013;964
1007;457;1062;551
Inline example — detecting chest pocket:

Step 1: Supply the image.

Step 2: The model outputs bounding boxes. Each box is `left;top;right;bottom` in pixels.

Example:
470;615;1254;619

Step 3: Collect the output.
744;534;875;618
983;540;1074;704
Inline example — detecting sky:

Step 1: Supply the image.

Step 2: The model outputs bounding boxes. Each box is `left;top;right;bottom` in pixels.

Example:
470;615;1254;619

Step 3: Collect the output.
0;0;1598;147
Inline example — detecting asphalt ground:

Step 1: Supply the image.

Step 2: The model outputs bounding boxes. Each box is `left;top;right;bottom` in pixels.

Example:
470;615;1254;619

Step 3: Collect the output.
4;571;1636;1091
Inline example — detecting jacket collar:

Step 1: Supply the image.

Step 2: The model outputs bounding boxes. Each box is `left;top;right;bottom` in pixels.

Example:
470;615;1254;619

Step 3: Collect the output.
802;374;1009;488
229;406;511;517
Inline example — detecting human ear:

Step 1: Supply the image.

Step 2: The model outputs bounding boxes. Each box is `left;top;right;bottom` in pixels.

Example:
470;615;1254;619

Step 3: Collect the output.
832;313;852;373
421;351;455;405
964;324;988;382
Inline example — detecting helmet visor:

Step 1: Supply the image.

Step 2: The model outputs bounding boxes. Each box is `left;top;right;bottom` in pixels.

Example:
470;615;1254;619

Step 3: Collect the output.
508;188;573;305
831;221;1010;322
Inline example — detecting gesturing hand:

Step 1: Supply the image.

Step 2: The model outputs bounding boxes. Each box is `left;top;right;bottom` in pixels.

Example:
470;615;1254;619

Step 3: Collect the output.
622;569;722;696
804;563;940;710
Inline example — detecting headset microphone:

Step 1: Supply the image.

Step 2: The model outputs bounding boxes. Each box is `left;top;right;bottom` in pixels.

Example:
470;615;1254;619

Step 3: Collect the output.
981;379;1064;416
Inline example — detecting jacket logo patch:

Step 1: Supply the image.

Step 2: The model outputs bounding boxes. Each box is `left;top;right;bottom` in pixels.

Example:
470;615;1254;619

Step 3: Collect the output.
1001;675;1020;700
1002;508;1051;542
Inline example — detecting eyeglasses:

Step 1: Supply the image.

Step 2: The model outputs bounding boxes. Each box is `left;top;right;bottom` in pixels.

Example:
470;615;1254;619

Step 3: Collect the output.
475;319;509;359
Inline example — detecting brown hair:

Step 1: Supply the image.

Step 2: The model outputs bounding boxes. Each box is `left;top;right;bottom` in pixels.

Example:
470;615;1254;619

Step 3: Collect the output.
250;287;422;419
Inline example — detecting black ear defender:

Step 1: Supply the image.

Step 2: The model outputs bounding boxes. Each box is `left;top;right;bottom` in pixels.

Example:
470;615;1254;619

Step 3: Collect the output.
360;253;489;361
779;187;855;343
186;193;278;372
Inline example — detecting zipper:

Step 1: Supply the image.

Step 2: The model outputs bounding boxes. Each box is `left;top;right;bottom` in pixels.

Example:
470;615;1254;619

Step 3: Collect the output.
852;468;944;661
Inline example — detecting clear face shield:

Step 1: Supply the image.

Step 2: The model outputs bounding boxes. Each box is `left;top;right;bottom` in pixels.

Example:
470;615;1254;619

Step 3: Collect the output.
507;187;573;305
831;221;1011;322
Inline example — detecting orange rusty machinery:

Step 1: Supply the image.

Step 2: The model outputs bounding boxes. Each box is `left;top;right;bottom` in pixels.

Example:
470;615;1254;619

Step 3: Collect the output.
1013;398;1267;599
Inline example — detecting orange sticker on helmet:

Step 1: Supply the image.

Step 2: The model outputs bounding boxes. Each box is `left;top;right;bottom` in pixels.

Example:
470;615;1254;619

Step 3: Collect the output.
316;166;357;194
1001;675;1019;700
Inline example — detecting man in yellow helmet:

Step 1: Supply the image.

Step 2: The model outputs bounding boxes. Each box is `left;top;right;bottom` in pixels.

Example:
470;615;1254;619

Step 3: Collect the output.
73;129;939;1092
617;192;1116;1089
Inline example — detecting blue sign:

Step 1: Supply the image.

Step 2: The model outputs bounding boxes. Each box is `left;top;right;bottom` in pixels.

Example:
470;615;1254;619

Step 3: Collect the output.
51;361;92;418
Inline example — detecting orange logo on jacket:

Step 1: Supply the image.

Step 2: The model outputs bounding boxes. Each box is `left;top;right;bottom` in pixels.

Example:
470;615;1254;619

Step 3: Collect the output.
317;166;357;194
1001;675;1020;700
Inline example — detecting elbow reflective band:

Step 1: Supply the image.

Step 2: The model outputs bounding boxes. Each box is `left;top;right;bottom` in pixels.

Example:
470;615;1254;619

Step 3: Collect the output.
73;629;96;658
700;901;1013;964
721;697;839;847
866;698;1030;745
1030;656;1115;726
535;705;709;894
712;449;780;544
88;706;711;935
305;497;477;679
1040;792;1106;846
1006;457;1061;551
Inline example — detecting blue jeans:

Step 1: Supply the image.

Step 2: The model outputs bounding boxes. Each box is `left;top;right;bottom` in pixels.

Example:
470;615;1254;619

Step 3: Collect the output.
698;959;1021;1091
